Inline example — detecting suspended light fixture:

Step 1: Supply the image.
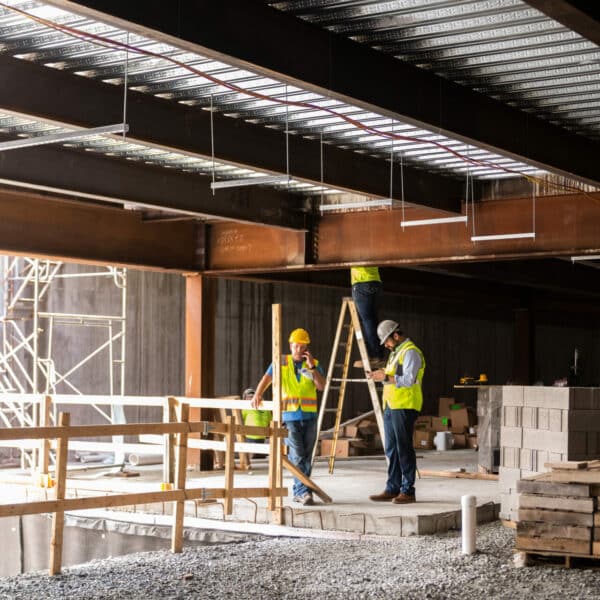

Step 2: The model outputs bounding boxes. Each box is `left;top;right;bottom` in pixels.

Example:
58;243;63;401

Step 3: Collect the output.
471;179;536;243
571;255;600;262
471;232;535;241
401;215;468;227
210;174;290;190
0;124;128;152
320;198;394;212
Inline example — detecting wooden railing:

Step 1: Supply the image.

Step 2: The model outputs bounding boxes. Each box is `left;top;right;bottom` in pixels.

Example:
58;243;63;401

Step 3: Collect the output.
0;403;286;575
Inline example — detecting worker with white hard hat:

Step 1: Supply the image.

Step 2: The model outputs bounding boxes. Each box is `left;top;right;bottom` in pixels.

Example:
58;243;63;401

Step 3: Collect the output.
251;328;325;506
367;319;426;504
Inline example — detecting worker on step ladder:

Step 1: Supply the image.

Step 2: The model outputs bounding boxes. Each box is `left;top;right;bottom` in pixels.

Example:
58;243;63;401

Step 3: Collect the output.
350;266;386;370
367;320;425;505
252;328;325;506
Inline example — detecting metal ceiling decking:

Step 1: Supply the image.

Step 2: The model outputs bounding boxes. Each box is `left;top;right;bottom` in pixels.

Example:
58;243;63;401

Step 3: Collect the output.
0;0;571;212
268;0;600;141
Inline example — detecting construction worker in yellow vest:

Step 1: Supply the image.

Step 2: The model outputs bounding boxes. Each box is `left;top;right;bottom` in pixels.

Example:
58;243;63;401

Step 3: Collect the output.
241;387;272;444
351;266;386;369
367;319;425;504
251;328;325;505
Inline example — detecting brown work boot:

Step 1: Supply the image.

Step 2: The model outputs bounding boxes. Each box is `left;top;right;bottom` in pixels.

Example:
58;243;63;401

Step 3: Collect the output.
392;493;416;504
369;490;397;501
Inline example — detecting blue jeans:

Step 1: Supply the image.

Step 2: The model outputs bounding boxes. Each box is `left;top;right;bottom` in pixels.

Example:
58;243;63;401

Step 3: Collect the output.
383;407;419;496
284;418;317;497
352;281;383;360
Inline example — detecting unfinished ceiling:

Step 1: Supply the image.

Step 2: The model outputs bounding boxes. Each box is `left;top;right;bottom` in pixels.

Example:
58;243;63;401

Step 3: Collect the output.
0;0;598;297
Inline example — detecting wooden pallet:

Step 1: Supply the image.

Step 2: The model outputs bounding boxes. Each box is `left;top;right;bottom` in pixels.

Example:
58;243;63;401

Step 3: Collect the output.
515;550;600;569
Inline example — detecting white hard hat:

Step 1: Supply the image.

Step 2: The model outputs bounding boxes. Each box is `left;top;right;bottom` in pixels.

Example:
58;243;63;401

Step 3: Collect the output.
377;320;400;345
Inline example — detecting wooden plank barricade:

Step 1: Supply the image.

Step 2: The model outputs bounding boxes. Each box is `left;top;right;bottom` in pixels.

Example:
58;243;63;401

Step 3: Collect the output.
0;404;287;575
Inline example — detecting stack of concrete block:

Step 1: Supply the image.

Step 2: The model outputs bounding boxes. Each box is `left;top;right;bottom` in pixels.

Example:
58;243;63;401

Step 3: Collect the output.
499;386;600;521
476;386;502;473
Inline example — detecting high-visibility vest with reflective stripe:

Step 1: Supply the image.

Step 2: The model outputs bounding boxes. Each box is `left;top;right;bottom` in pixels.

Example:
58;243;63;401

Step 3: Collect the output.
242;409;272;439
382;340;425;411
350;267;381;285
281;354;319;413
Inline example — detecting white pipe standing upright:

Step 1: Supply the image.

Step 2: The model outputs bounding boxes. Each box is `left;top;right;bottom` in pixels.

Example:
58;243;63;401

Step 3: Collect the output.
461;494;477;554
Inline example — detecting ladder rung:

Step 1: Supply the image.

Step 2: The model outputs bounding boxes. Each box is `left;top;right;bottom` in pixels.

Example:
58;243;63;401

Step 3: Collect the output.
324;408;338;413
331;377;369;382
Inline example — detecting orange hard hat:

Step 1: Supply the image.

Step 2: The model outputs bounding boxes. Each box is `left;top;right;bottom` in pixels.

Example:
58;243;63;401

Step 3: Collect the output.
288;328;311;344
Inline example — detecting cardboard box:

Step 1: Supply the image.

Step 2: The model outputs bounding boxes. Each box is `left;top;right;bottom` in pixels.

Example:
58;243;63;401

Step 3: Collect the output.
320;438;357;457
432;416;451;431
438;397;456;417
416;415;433;429
413;430;435;450
452;433;467;448
344;424;360;438
450;407;476;431
357;419;379;436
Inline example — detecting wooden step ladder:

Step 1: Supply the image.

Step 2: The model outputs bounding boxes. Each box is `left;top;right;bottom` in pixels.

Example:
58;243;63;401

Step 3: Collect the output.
311;297;385;473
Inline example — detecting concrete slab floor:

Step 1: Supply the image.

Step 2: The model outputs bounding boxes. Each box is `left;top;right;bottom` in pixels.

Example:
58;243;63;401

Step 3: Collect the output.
0;449;499;537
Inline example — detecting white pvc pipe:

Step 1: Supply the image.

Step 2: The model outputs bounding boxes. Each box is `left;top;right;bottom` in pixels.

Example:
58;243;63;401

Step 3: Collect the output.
127;453;163;467
461;494;477;555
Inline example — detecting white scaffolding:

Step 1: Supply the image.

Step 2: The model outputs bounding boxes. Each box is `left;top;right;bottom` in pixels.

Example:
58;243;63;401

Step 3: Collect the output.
0;257;127;468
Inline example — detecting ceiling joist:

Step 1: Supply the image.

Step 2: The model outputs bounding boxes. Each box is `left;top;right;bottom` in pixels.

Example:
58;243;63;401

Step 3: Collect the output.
45;0;600;187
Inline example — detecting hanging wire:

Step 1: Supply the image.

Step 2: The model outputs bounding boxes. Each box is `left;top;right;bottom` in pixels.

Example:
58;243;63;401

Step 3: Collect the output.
122;32;129;141
210;94;215;194
532;179;536;236
389;119;394;211
320;130;324;208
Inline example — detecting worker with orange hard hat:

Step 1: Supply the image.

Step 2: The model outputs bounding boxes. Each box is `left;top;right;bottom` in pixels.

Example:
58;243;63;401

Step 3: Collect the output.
252;327;325;505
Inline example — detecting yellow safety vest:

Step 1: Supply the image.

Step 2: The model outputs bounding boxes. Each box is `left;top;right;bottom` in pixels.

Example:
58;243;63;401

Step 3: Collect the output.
382;340;425;411
281;355;319;414
350;267;381;285
242;409;272;439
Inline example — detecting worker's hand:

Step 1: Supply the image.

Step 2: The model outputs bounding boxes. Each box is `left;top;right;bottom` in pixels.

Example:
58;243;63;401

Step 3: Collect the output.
302;350;315;370
251;394;262;409
367;368;386;382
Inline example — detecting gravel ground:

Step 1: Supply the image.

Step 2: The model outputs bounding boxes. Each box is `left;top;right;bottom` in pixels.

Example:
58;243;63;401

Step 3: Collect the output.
1;522;599;599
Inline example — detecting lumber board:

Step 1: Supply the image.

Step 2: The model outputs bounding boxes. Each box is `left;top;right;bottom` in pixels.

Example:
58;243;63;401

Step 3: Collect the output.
516;535;591;555
0;487;288;518
517;479;592;497
551;470;600;484
50;412;69;576
419;469;498;481
224;415;236;515
545;461;589;470
517;521;591;541
594;542;600;556
282;456;332;504
171;402;189;553
519;493;595;513
518;508;594;527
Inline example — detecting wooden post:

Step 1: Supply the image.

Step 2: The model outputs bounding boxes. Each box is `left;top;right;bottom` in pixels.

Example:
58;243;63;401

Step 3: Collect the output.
49;412;69;576
224;414;235;515
171;401;189;553
163;397;178;484
39;395;52;475
269;304;284;523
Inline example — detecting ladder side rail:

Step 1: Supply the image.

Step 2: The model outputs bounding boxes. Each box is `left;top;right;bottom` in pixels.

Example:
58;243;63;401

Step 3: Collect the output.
328;320;354;474
347;300;386;449
311;298;349;465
